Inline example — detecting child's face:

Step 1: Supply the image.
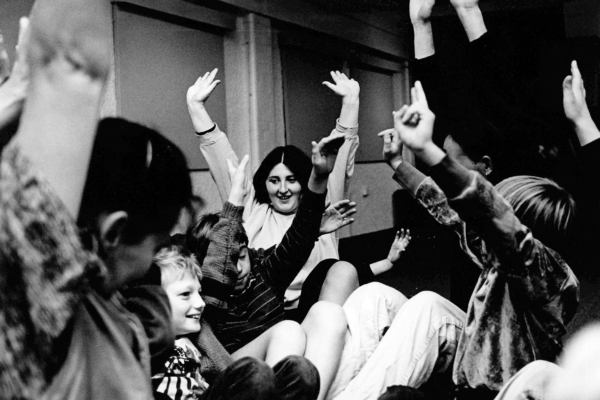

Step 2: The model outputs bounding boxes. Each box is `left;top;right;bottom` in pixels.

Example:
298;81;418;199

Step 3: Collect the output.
233;245;251;293
163;270;205;336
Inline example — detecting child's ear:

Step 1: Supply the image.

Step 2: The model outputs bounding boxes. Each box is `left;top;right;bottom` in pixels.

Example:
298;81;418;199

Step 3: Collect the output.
479;155;493;177
98;211;129;250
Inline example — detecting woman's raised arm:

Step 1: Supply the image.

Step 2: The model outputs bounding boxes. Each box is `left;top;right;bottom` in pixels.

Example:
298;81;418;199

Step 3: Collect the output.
322;71;360;204
188;68;241;203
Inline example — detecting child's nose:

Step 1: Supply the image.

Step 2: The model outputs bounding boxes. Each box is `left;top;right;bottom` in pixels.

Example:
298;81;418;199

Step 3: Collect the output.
193;292;205;310
279;181;288;193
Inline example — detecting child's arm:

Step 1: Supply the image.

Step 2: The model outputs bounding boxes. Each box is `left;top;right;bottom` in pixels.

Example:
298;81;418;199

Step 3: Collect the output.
410;0;436;60
256;133;345;294
0;3;110;394
370;229;411;275
379;127;465;233
188;69;241;203
14;0;110;219
322;71;360;206
395;82;578;306
563;60;600;147
200;155;251;310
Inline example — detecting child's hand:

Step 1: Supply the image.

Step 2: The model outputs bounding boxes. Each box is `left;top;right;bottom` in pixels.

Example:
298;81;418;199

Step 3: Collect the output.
563;61;590;126
320;200;357;235
393;81;435;152
387;229;411;264
378;128;404;170
187;68;220;110
393;81;444;166
410;0;436;25
227;155;250;206
323;71;360;102
370;229;412;276
311;132;346;177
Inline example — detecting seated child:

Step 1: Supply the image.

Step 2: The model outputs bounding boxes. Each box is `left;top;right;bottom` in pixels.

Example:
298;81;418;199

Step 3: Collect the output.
0;3;192;399
188;138;350;400
332;82;579;400
152;244;320;400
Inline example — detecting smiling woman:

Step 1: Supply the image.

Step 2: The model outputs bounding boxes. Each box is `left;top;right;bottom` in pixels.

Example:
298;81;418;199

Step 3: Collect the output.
253;145;311;214
190;69;367;323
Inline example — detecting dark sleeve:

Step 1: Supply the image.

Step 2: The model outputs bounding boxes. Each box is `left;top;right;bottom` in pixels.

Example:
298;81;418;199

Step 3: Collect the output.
430;156;554;268
392;160;428;197
581;138;600;185
254;189;327;296
123;282;174;376
469;32;519;119
413;55;444;117
195;318;233;381
200;201;245;310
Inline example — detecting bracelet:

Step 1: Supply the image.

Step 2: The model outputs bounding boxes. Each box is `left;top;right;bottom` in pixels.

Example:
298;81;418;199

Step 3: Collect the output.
195;123;217;136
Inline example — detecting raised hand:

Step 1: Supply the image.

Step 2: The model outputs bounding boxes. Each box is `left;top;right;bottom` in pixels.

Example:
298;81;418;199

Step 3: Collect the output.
187;68;220;108
323;71;360;100
186;68;220;133
378;128;404;169
320;200;357;235
393;81;435;152
563;61;590;125
393;82;445;166
387;229;411;264
227;154;250;206
311;132;346;177
410;0;436;25
563;60;600;146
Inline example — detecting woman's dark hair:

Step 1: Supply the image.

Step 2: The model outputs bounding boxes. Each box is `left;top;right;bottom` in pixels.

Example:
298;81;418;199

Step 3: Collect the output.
252;145;312;204
186;212;248;265
77;117;192;244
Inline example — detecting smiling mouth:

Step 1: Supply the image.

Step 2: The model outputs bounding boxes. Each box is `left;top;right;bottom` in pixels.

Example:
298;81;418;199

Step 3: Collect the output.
187;314;201;320
277;195;291;201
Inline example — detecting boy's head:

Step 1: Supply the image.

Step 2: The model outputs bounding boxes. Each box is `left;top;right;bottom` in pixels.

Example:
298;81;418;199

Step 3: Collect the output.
154;245;205;336
187;212;251;293
78;117;192;289
495;175;576;253
443;114;503;182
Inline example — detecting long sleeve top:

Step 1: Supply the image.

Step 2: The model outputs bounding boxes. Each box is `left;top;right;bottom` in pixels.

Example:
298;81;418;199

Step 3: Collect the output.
201;189;326;353
198;122;358;308
394;156;579;391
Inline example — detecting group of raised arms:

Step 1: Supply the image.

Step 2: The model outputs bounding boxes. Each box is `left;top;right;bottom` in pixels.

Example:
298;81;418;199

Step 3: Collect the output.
1;0;600;399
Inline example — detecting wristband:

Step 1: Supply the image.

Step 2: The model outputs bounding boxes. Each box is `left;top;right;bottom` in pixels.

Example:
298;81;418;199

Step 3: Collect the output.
195;123;217;136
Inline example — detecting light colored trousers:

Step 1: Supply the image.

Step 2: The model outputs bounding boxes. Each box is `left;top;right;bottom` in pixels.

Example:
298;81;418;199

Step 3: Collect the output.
327;283;466;400
492;361;563;400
